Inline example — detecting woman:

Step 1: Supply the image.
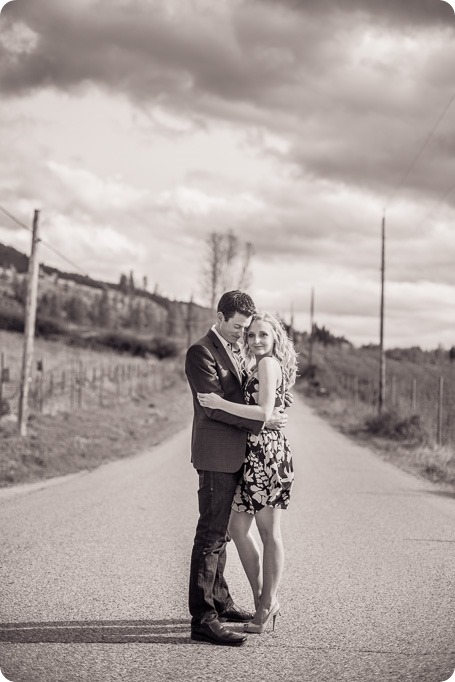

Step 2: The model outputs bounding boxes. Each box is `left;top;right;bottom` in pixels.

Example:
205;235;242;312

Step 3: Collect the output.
197;312;298;634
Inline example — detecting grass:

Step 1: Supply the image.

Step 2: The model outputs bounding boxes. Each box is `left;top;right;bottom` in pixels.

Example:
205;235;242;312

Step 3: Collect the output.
0;376;193;488
0;328;129;375
298;382;455;493
0;329;193;488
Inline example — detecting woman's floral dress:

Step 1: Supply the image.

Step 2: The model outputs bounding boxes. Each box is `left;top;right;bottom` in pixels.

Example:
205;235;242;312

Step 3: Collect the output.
232;365;294;515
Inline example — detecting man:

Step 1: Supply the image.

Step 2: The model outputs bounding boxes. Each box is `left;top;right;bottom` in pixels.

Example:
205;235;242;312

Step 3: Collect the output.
185;290;287;646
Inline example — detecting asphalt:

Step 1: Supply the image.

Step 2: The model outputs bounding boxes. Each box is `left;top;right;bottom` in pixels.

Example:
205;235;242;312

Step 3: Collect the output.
0;394;454;682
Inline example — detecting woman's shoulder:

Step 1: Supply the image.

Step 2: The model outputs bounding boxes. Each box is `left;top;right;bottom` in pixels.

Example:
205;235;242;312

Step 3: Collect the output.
257;355;282;376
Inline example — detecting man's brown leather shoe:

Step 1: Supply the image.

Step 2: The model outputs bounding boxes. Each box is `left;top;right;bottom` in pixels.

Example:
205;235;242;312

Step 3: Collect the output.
218;604;254;622
191;619;247;646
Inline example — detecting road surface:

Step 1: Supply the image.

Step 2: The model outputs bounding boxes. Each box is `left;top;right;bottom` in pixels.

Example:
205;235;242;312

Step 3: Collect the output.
0;393;454;682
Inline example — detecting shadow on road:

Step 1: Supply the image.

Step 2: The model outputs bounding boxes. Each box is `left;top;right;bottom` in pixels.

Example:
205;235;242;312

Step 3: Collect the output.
0;619;191;644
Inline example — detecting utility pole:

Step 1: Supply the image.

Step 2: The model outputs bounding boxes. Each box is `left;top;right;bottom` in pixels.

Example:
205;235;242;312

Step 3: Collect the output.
289;301;295;342
186;295;194;347
378;214;386;413
18;209;40;436
308;287;315;366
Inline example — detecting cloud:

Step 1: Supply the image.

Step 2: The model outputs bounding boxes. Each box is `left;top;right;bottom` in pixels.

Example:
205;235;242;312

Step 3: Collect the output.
2;0;454;205
1;0;455;347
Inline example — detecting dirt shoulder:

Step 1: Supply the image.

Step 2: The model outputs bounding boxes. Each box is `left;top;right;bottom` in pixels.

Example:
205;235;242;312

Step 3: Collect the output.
0;378;193;488
298;385;455;495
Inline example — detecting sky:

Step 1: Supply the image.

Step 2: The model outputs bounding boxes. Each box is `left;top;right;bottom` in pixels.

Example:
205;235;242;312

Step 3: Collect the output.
1;0;455;349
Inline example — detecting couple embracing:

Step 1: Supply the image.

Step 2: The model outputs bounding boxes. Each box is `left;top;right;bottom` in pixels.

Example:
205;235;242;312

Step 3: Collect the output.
185;290;298;646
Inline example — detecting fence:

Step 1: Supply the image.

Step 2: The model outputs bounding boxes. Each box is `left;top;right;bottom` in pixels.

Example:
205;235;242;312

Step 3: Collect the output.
0;354;182;420
311;366;455;448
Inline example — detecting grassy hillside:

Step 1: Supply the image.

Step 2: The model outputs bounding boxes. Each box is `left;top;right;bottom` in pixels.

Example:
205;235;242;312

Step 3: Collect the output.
296;339;455;490
0;329;191;487
0;240;212;343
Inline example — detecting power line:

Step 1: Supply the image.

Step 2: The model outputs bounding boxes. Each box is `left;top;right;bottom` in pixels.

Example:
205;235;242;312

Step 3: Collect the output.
0;203;33;234
0;202;94;280
384;90;455;210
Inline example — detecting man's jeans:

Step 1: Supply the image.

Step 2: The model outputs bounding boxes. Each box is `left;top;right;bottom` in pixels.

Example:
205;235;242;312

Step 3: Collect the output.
189;468;242;626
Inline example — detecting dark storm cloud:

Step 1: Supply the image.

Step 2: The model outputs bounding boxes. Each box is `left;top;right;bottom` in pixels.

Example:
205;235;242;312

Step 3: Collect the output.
0;0;298;101
261;0;453;28
2;0;455;209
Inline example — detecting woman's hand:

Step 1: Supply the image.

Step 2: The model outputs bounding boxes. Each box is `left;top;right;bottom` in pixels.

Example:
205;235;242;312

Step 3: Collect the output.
197;392;223;409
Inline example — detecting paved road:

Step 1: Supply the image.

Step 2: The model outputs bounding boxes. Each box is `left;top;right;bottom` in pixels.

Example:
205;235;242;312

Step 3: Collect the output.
0;394;454;682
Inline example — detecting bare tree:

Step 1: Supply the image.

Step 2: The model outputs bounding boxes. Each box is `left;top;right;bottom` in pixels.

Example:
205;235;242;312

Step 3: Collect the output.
238;240;254;290
201;230;254;309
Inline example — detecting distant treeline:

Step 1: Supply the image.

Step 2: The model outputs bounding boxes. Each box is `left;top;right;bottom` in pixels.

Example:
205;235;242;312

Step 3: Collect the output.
0;241;212;346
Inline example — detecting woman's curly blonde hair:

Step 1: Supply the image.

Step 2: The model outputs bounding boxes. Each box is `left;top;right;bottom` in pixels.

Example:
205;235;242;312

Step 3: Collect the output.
245;312;298;389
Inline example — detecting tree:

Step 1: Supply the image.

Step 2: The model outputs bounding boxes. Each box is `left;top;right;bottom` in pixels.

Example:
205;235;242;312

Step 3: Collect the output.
449;346;455;363
93;288;112;327
65;296;87;325
128;270;135;293
119;273;128;295
201;230;254;309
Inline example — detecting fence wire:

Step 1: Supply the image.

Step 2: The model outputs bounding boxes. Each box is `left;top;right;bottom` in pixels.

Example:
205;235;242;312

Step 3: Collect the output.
0;357;182;420
309;367;455;447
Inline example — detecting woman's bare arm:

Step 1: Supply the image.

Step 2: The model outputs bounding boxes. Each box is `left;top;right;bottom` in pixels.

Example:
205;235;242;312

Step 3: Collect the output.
197;357;281;421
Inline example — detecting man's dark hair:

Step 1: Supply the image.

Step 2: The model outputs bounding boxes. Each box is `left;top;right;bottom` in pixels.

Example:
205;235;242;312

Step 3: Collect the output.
217;290;256;321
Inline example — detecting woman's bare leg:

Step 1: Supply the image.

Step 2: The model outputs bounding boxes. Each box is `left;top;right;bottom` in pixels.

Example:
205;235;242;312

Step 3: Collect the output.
228;510;262;607
253;506;283;622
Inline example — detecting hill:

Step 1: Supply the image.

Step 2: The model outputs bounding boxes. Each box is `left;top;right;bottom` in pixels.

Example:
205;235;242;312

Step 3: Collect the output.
0;241;212;348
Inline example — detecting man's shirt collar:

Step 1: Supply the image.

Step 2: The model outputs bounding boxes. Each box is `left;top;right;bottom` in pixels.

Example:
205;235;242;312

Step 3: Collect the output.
211;325;231;350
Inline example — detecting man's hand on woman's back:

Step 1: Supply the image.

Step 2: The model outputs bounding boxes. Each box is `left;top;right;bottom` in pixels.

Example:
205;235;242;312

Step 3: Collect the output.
264;407;288;431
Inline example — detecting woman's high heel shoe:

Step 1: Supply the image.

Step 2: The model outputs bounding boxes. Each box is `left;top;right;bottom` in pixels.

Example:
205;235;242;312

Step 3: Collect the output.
244;602;280;634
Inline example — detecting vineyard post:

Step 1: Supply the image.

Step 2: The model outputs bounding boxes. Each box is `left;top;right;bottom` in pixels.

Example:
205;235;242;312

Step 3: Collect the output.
99;364;104;407
39;370;44;412
77;360;83;409
0;352;3;421
437;376;444;445
115;365;120;403
49;371;54;403
70;370;75;410
378;214;386;413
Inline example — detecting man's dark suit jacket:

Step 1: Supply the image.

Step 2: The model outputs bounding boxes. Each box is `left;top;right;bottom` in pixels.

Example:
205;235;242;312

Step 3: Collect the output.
185;329;264;473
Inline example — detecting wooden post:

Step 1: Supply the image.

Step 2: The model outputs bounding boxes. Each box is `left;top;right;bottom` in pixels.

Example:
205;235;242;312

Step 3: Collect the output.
391;375;396;406
115;365;120;403
289;301;295;343
70;370;75;410
411;378;417;411
187;295;194;348
378;214;386;413
437;376;444;445
39;370;44;412
77;361;83;409
308;287;315;367
0;352;4;420
99;364;104;407
18;209;40;436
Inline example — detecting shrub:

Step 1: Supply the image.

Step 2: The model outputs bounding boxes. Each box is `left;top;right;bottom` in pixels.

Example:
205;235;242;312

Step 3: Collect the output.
365;411;428;442
148;335;180;359
79;331;181;359
0;309;67;337
35;316;68;338
0;309;24;332
93;331;151;356
0;398;10;417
